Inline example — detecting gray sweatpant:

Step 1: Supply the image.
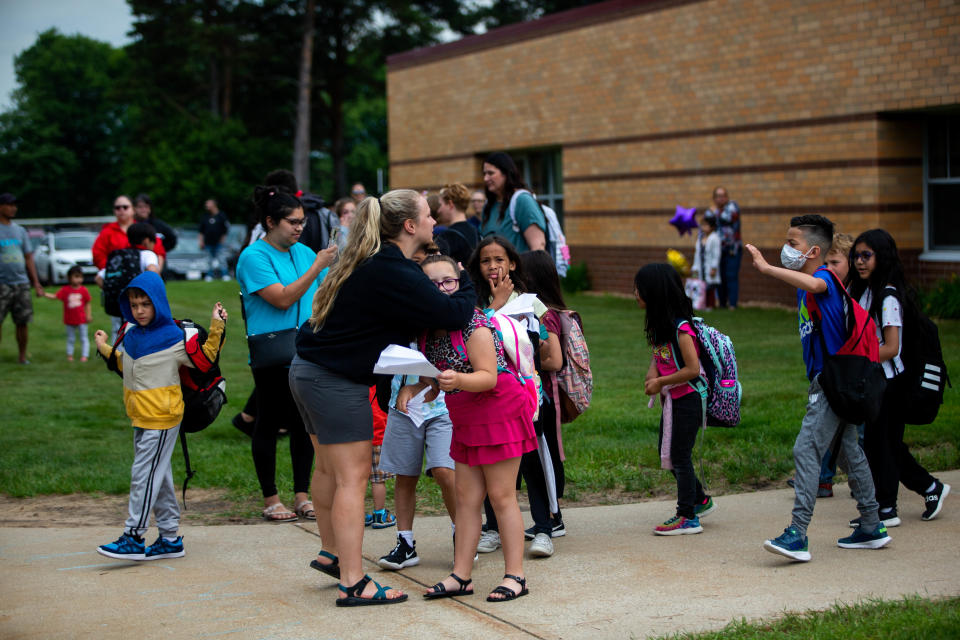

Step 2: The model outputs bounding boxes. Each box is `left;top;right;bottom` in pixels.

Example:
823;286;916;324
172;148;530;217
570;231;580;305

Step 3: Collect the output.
791;375;879;536
125;425;181;539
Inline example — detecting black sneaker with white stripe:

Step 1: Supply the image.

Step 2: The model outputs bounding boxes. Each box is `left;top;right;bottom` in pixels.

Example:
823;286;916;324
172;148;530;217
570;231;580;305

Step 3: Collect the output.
377;535;419;570
922;481;950;521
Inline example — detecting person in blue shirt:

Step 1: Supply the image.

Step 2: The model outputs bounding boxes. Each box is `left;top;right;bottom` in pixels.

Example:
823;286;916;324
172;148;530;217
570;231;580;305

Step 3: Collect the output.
236;186;336;523
745;214;890;563
479;152;546;253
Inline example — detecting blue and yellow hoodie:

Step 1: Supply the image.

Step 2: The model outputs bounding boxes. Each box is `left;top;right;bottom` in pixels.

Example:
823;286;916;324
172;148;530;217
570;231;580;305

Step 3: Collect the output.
97;271;225;429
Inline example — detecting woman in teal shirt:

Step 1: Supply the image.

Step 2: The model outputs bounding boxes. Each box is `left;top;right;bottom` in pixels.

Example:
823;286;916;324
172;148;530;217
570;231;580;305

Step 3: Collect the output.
236;186;337;522
480;152;546;253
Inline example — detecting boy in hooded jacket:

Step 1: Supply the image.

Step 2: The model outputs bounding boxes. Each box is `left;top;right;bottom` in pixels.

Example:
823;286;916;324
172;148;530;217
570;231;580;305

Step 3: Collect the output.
94;271;226;561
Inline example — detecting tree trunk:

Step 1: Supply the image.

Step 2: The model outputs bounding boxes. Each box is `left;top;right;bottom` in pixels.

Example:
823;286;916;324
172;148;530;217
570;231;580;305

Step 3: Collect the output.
330;17;347;198
293;0;316;190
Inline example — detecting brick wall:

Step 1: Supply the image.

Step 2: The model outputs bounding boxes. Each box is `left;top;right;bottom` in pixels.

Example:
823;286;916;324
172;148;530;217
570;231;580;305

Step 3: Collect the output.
386;0;960;301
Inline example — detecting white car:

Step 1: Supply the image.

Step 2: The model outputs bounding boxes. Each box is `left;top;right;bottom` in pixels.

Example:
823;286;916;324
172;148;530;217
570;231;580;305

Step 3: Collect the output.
33;231;99;285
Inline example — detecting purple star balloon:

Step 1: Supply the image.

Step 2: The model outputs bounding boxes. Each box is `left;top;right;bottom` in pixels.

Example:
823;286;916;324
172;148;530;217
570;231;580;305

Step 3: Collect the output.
669;205;698;236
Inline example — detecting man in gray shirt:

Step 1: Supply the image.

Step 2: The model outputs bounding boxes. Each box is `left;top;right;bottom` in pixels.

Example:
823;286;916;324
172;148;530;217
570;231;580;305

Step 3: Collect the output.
0;193;45;364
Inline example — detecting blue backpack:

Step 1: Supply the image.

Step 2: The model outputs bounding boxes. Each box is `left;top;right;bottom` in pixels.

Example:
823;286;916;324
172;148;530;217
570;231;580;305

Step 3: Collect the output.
672;318;742;427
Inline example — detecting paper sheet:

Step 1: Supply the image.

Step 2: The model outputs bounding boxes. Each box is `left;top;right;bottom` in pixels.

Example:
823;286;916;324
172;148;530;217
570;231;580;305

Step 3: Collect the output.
497;292;539;317
373;344;442;378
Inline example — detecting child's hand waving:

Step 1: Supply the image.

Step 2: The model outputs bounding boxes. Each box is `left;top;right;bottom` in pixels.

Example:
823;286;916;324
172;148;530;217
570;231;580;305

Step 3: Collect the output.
212;301;228;322
745;244;769;273
94;330;108;348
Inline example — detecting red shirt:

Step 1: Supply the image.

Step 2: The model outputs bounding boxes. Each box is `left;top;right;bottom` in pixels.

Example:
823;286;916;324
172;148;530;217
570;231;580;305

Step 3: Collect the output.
370;386;388;445
55;285;91;326
92;222;166;269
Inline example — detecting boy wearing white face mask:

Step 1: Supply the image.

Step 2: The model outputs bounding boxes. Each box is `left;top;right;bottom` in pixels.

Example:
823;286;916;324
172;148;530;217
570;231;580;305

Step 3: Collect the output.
745;215;890;563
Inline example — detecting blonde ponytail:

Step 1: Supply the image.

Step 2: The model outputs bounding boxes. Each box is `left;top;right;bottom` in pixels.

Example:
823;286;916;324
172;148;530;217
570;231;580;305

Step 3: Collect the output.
309;189;422;330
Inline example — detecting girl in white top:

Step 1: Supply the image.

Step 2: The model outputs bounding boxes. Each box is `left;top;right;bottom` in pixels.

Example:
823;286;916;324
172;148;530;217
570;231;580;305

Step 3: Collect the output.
692;217;721;308
849;229;949;525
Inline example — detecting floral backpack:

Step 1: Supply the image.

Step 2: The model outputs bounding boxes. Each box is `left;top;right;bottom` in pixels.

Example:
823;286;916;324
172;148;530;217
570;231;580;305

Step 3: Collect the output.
555;310;592;423
671;318;742;427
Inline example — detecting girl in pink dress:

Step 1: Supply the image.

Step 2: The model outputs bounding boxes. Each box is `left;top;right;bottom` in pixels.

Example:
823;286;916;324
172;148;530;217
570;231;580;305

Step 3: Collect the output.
397;254;536;603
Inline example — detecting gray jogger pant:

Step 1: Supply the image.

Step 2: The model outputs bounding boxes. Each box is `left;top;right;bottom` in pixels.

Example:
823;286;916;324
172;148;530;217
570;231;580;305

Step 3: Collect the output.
790;375;879;536
125;425;181;539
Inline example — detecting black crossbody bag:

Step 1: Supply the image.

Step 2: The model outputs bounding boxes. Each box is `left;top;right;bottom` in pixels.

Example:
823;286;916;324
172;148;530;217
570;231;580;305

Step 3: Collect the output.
243;251;301;369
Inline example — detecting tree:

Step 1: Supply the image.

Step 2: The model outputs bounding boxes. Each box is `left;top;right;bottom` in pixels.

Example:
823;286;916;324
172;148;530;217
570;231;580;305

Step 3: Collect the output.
293;0;316;190
0;30;129;218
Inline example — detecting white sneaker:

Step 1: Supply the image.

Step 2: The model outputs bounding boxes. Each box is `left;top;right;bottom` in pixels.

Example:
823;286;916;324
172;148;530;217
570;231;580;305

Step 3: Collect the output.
477;530;501;553
529;532;554;557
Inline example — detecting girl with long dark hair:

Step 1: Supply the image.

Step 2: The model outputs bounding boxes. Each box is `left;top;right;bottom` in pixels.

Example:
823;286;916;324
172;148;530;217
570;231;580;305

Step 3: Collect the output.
479;152;546;253
848;229;950;526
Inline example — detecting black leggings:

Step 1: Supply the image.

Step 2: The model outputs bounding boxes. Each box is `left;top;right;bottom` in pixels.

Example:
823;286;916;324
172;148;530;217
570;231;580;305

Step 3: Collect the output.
251;365;313;498
658;392;706;519
520;400;564;534
864;375;935;510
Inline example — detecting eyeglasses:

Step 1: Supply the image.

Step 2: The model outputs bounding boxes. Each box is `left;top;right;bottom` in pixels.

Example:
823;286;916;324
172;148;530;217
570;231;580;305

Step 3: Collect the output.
471;199;485;204
283;217;306;228
432;277;459;292
114;204;130;210
853;250;875;262
352;189;366;196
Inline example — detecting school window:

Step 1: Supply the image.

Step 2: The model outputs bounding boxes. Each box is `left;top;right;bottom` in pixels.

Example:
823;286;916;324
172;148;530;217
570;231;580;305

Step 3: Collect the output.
924;117;960;252
512;149;564;227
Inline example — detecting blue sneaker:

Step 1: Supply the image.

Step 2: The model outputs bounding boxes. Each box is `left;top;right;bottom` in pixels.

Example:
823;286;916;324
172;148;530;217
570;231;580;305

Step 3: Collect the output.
144;535;185;560
763;526;810;562
371;508;397;529
364;513;373;527
97;532;145;561
838;525;891;549
653;515;702;535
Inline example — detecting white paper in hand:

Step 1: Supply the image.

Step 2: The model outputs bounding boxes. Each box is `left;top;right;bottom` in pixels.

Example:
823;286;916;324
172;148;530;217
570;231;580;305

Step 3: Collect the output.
373;344;442;378
497;292;539;317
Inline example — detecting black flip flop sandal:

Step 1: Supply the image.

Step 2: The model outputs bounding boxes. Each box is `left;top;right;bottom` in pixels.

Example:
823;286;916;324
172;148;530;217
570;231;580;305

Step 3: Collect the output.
309;549;340;579
486;573;528;602
336;574;408;607
423;573;474;599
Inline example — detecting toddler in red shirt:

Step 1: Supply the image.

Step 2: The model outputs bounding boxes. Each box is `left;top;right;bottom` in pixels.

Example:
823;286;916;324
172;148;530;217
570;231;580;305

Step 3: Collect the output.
43;266;92;361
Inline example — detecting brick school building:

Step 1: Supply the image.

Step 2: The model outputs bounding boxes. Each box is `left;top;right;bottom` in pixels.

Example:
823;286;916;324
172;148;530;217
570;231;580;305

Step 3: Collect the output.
386;0;960;303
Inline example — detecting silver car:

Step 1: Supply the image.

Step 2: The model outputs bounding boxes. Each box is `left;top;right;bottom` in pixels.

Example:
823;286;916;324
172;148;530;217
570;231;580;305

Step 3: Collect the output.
33;231;99;285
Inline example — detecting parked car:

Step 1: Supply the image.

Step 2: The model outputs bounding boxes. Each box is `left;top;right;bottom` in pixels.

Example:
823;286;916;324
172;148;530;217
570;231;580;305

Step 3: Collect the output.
33;231;99;285
164;225;243;280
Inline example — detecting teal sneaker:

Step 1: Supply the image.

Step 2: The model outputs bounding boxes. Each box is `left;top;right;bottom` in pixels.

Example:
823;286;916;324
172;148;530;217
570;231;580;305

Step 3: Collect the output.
653;515;702;536
364;513;373;527
763;526;811;562
144;535;185;560
694;497;717;518
97;532;145;561
838;524;891;549
371;508;397;529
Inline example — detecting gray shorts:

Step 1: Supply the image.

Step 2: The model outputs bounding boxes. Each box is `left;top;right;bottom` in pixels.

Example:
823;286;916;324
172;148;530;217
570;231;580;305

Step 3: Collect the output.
379;408;454;477
288;356;372;444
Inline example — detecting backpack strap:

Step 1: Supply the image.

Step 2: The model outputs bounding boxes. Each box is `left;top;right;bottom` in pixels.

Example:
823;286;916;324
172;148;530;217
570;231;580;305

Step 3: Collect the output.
180;429;195;507
669;319;707;397
103;322;131;377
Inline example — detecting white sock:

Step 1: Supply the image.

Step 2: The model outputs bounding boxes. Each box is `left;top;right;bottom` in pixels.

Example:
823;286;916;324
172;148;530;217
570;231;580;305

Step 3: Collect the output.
450;522;456;535
926;481;938;494
879;507;893;515
399;530;414;546
163;536;179;543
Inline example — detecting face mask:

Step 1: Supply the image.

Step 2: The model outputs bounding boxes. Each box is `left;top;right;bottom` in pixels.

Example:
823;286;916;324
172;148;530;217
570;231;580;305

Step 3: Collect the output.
780;244;813;271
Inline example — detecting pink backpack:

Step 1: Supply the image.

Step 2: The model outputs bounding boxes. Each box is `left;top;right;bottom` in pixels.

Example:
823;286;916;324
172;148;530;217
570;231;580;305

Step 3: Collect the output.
419;313;540;420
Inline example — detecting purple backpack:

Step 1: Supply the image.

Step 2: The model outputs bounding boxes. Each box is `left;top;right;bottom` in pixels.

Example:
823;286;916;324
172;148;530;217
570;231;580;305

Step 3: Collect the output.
672;318;742;427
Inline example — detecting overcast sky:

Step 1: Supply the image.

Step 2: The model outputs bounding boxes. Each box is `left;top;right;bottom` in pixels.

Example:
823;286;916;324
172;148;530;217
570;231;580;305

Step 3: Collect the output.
0;0;134;110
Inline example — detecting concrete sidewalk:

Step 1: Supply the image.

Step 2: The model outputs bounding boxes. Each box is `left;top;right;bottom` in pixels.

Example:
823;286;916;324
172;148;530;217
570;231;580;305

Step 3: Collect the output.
2;470;958;640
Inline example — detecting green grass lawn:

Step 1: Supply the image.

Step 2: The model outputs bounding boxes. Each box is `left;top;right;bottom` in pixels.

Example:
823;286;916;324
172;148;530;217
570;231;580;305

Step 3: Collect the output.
1;281;958;515
655;596;960;640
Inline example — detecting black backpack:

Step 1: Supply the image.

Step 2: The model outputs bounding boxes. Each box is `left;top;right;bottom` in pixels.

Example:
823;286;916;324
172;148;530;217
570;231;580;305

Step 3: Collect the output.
106;319;227;502
102;248;141;317
886;287;952;425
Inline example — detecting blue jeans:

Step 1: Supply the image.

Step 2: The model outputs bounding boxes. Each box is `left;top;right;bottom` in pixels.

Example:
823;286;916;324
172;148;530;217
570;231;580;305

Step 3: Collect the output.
719;248;742;308
205;243;223;278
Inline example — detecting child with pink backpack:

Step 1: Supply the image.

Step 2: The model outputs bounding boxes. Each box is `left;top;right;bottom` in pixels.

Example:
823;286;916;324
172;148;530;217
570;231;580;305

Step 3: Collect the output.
398;254;536;603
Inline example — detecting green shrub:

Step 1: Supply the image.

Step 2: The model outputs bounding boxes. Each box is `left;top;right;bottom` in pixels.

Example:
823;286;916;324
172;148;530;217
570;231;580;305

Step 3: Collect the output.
561;261;591;293
920;274;960;319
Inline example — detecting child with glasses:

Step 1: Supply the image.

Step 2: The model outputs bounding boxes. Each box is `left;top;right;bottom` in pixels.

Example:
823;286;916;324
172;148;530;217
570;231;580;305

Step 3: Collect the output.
406;254;536;603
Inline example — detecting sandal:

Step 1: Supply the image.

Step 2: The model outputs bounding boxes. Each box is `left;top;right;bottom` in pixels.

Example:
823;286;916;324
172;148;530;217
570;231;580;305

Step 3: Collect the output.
423;573;474;600
295;500;316;520
309;550;340;579
335;574;408;607
262;503;298;522
486;574;529;602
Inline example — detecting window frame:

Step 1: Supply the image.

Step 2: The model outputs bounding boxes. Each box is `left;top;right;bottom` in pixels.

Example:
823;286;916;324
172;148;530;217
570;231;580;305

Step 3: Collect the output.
922;118;960;260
